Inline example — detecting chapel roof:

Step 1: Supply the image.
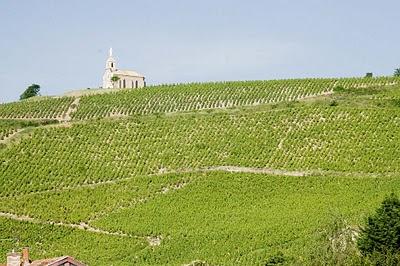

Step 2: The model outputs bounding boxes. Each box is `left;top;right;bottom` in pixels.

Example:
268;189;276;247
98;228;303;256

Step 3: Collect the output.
30;256;86;266
114;69;144;78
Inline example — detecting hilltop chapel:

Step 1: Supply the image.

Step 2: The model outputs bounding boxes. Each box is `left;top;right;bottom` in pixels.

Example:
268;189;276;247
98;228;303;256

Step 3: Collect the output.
102;48;146;89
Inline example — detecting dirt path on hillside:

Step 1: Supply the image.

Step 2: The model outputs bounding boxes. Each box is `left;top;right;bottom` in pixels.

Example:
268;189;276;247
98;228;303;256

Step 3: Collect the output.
203;166;309;177
0;122;75;147
0;211;133;238
0;166;310;200
0;180;187;245
61;97;80;122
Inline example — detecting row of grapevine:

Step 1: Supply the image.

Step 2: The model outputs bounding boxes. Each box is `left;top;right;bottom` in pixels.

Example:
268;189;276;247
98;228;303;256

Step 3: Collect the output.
0;217;146;265
92;172;400;265
0;119;58;141
1;105;400;196
0;173;187;224
1;77;398;121
72;77;400;120
335;76;400;88
0;97;74;119
2;171;399;265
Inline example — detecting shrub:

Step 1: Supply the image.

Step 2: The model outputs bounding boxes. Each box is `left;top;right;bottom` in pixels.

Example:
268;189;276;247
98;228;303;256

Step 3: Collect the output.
333;86;346;93
357;193;400;261
329;100;339;107
265;251;288;265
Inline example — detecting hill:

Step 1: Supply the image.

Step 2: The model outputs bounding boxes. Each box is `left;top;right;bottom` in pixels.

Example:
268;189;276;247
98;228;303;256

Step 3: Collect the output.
1;77;400;265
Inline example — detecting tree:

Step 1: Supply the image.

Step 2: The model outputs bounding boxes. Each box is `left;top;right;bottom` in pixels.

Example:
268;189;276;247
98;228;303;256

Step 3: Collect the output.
365;73;373;78
394;68;400;77
357;193;400;260
111;76;120;88
20;84;40;100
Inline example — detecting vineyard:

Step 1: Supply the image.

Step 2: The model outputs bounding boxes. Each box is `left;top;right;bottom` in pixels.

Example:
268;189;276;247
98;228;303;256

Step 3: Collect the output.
1;172;400;265
0;77;399;121
71;77;400;120
0;97;74;120
1;105;400;197
1;77;400;265
0;119;57;142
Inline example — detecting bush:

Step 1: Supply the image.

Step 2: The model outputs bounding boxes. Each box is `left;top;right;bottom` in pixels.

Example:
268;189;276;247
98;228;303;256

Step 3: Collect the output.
333;86;346;93
357;193;400;261
265;251;288;265
329;100;339;107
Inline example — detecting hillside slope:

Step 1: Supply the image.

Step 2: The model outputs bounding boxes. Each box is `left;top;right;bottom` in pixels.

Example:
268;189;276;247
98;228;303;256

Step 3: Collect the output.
1;78;400;265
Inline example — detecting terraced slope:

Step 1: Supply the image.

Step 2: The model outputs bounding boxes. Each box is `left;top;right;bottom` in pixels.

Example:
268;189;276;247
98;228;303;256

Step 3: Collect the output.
1;77;399;121
2;104;400;197
0;119;58;143
0;97;74;120
72;77;400;120
1;172;399;265
1;78;400;265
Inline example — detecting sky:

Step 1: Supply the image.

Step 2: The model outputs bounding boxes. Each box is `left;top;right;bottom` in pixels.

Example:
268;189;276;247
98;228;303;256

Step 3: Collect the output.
0;0;399;103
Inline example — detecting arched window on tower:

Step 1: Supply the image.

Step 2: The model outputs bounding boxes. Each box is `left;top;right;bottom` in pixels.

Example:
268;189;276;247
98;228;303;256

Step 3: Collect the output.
123;79;126;88
136;80;138;88
111;63;113;68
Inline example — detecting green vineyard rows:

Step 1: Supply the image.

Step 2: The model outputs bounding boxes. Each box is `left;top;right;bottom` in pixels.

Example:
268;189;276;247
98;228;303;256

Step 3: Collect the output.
0;119;58;141
1;77;399;121
0;173;188;224
72;77;400;120
0;217;146;265
1;105;400;197
0;97;74;119
2;172;400;265
1;77;400;265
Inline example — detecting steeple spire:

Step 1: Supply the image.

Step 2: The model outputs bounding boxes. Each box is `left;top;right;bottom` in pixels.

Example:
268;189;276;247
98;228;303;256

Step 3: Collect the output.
105;48;116;70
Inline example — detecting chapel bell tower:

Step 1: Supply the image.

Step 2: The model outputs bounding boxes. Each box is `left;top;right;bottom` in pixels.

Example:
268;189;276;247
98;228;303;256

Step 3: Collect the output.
105;47;116;71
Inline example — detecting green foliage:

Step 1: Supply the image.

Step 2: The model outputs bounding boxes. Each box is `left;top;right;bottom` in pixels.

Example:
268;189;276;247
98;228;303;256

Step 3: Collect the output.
365;73;373;78
91;173;400;265
0;173;188;224
72;77;400;120
0;119;57;141
0;217;146;265
1;77;400;264
0;97;74;119
389;99;400;108
265;251;288;265
329;100;338;106
394;68;400;77
3;171;399;265
309;217;362;265
2;106;400;196
357;193;400;259
20;84;40;100
110;76;120;82
333;86;346;93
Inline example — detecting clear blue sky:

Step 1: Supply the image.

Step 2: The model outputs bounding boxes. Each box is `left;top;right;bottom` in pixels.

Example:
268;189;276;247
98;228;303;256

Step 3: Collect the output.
0;0;399;103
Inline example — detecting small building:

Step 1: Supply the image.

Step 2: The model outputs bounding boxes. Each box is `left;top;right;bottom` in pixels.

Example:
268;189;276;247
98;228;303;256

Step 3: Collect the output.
3;248;86;266
102;48;146;89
